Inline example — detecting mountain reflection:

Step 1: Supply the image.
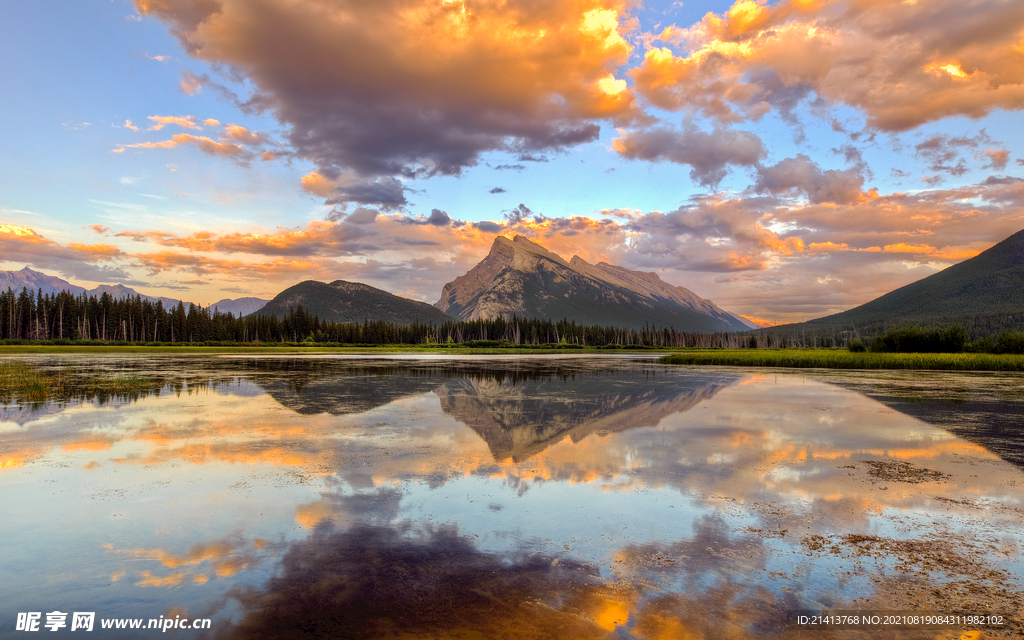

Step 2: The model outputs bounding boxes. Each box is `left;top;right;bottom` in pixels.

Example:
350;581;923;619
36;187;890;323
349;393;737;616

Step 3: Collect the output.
5;357;1024;640
246;359;740;461
436;373;735;461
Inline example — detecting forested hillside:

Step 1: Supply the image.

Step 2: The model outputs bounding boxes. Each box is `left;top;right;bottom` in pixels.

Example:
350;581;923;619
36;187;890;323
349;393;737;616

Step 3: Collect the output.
0;286;751;347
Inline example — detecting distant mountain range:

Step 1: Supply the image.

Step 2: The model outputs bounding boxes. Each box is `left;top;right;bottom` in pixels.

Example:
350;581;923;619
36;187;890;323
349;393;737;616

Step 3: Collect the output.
0;267;267;317
210;297;269;317
436;235;754;332
255;280;453;325
791;227;1024;335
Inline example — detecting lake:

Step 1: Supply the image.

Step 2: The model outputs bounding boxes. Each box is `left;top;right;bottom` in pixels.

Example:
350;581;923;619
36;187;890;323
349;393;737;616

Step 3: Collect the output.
1;354;1022;638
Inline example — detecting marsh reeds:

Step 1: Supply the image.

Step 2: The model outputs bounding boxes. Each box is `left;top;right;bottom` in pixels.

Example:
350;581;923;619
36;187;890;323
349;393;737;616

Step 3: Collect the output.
659;349;1024;371
0;360;157;406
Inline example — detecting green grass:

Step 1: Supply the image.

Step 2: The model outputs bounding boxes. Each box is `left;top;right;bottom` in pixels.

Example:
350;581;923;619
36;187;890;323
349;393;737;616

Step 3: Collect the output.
0;361;54;401
659;349;1024;371
0;360;157;404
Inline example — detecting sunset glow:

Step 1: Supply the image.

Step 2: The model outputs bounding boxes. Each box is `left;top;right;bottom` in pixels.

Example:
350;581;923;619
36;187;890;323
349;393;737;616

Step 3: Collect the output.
2;0;1022;322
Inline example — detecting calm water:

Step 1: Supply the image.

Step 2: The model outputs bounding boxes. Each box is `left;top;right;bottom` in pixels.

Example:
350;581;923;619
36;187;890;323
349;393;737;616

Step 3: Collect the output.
1;355;1023;639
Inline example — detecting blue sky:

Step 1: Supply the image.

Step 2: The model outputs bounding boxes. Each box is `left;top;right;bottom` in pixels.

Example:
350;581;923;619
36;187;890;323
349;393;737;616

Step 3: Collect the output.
1;0;1022;323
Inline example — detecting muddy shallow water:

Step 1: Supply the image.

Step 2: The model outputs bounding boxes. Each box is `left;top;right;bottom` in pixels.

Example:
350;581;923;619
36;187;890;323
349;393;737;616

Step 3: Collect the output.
1;355;1022;639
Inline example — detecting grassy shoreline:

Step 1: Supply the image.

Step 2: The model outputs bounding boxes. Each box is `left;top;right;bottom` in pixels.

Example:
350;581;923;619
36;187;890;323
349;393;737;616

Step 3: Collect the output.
2;345;1022;371
659;349;1024;371
0;344;630;355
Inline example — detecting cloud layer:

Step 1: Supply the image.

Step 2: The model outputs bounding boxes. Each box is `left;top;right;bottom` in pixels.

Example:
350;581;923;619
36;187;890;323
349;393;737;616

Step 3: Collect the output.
633;0;1024;131
5;173;1023;320
136;0;643;207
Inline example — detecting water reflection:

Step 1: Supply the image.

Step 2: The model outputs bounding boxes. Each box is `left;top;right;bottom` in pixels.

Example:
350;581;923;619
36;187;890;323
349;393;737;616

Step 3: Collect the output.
1;356;1023;639
823;372;1024;467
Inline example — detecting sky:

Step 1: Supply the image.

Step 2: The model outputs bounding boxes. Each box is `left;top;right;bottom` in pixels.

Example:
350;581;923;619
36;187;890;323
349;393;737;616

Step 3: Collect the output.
1;0;1022;324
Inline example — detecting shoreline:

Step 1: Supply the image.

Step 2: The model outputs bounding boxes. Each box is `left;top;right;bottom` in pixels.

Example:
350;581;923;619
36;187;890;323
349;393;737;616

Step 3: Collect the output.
660;349;1024;371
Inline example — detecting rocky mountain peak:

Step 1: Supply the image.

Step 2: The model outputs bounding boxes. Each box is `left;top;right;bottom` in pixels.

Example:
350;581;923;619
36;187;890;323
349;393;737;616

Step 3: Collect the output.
435;235;753;331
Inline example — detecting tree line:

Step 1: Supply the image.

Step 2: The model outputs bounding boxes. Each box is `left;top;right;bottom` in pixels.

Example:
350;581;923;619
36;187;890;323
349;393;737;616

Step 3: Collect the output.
0;287;766;347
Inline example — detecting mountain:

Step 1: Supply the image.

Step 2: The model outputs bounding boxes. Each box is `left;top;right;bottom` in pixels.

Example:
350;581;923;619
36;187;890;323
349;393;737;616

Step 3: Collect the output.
798;227;1024;335
0;266;265;314
211;297;268;317
256;280;453;325
435;235;750;332
436;372;736;462
86;283;191;309
0;267;86;296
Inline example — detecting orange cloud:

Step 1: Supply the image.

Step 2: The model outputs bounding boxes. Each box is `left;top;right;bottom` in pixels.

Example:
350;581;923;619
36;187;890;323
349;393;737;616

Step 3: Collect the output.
300;171;336;197
180;72;203;95
136;570;187;587
146;115;200;131
111;536;265;587
222;124;265;146
67;243;124;259
135;0;643;205
132;251;324;279
116;134;246;158
0;224;125;273
632;0;1024;131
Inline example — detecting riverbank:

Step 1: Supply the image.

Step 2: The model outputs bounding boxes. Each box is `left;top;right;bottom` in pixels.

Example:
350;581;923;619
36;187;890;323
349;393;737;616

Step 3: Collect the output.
660;349;1024;371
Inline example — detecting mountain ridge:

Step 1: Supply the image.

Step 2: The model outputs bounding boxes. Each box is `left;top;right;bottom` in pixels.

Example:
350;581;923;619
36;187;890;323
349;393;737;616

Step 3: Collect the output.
0;266;267;316
256;279;453;325
436;235;753;332
786;227;1024;336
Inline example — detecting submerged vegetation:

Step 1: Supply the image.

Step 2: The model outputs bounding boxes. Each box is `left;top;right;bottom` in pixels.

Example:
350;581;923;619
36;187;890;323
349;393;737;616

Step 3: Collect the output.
0;360;157;405
659;349;1024;371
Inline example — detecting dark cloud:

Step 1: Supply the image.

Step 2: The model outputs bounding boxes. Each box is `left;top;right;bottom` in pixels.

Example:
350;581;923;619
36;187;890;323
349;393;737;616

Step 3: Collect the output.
983;148;1010;171
345;208;380;225
494;164;526;171
397;209;453;227
613;126;765;188
622;196;794;272
515;151;552;163
755;155;866;204
472;221;504;234
489;187;507;194
326;177;407;211
831;143;872;179
215;524;613;640
983;176;1024;185
914;131;994;176
427;209;452;226
504;204;535;224
137;0;639;207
